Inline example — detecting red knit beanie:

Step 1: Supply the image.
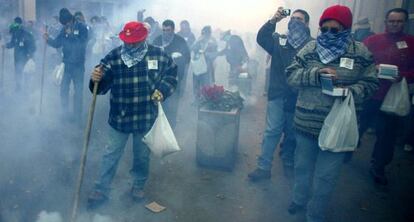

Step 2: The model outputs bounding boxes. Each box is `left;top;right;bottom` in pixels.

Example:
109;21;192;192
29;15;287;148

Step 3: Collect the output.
319;5;353;29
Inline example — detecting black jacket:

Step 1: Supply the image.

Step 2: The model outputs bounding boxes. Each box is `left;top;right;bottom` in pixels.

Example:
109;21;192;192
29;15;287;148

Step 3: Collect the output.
153;34;191;79
6;28;36;63
47;21;88;64
257;21;311;110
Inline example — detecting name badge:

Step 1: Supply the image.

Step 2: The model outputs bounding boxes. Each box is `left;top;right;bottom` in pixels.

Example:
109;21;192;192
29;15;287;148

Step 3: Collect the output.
19;41;24;47
279;37;287;46
148;60;158;70
340;57;354;70
396;41;408;49
74;30;79;35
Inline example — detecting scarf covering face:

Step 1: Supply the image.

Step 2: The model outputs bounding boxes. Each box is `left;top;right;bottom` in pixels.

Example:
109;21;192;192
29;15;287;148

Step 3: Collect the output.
287;19;310;49
121;42;148;68
162;33;174;47
316;29;351;64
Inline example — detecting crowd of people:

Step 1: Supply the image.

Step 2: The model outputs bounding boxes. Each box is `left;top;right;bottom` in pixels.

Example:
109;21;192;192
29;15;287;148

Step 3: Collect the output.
0;4;413;222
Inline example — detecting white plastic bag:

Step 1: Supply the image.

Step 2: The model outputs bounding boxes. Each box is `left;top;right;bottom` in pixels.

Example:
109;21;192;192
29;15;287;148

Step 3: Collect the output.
142;102;181;157
191;53;208;76
52;63;65;86
319;93;359;152
380;77;411;116
23;59;36;73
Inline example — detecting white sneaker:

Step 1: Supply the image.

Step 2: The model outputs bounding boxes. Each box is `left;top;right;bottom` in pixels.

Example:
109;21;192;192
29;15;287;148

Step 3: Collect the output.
404;144;413;152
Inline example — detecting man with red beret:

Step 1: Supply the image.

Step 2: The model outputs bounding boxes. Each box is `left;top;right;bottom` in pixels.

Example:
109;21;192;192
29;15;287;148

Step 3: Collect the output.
286;5;378;222
363;8;414;185
87;21;177;208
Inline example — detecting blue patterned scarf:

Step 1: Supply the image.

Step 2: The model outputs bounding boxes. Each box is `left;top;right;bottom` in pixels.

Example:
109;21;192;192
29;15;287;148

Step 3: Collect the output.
287;19;310;49
316;30;351;64
121;42;148;68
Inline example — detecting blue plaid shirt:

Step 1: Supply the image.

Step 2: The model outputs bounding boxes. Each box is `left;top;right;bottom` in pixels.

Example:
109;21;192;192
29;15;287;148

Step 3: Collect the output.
90;44;178;133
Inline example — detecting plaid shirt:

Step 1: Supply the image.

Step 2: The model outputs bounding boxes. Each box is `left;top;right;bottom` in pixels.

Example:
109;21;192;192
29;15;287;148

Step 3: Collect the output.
90;44;178;133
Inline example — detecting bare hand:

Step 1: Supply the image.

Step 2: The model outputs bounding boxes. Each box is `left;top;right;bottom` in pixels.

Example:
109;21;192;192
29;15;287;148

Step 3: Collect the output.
270;7;286;24
91;65;104;82
151;89;164;102
319;67;337;80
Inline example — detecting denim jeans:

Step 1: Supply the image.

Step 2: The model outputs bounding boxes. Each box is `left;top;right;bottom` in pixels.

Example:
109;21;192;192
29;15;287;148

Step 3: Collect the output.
94;127;151;196
257;98;296;171
293;134;346;222
61;62;85;123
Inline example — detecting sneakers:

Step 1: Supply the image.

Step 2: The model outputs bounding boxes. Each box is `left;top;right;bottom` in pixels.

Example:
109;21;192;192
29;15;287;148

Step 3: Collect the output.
87;190;108;210
369;167;388;186
131;187;145;202
288;202;305;215
248;168;271;182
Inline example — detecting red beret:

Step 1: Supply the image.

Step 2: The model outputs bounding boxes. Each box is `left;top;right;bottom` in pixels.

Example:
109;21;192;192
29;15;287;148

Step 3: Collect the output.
119;21;148;44
319;5;353;29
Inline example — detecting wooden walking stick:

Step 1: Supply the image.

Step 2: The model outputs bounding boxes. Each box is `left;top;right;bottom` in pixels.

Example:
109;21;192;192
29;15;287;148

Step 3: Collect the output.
70;81;99;222
39;26;48;114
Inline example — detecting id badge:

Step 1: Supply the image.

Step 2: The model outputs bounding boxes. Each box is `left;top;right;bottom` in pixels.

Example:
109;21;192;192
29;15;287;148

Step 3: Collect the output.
74;30;79;35
340;57;354;70
396;41;408;49
148;60;158;70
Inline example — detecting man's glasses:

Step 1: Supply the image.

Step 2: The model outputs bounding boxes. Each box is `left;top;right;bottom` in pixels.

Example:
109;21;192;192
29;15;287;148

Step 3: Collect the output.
320;27;340;34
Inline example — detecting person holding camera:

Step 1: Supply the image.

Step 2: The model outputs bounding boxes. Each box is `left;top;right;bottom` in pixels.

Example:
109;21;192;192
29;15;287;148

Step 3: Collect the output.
248;7;312;181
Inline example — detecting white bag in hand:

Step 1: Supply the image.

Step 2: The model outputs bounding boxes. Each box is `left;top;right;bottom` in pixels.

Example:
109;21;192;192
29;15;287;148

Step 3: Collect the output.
191;53;208;76
23;59;36;74
52;63;65;86
380;77;411;116
319;93;359;152
142;102;181;158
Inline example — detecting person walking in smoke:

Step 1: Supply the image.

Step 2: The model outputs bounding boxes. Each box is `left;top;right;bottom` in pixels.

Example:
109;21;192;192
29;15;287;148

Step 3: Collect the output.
177;20;196;48
191;25;218;98
87;21;177;208
43;8;88;124
153;19;190;128
218;30;249;87
363;8;414;185
3;17;36;92
285;5;378;221
248;7;312;181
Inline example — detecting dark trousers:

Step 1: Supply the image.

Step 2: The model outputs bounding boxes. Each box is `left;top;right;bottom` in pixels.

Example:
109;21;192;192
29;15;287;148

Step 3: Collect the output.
371;102;404;174
193;73;211;98
61;62;85;123
14;58;28;91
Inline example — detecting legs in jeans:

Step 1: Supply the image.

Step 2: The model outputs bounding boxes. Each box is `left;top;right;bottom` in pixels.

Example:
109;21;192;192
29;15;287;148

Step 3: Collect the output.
280;111;296;167
293;134;346;222
257;98;286;171
94;127;150;196
60;63;85;123
130;133;151;189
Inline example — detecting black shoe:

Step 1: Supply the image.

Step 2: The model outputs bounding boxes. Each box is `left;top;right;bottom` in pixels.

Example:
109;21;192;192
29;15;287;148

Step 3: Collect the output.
288;202;304;215
370;168;388;185
87;190;108;210
248;168;271;182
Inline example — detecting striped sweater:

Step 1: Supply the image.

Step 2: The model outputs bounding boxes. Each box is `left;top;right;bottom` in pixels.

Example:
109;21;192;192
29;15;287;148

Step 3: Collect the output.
286;40;379;138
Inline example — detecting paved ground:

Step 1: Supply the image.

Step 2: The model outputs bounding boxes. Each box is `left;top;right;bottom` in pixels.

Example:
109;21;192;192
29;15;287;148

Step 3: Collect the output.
0;50;413;222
